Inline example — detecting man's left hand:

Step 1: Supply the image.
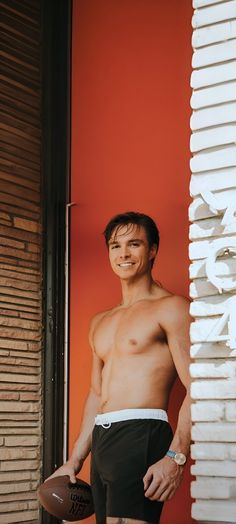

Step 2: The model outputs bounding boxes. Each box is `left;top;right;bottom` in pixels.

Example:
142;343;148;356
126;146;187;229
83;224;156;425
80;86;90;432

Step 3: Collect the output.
143;456;184;502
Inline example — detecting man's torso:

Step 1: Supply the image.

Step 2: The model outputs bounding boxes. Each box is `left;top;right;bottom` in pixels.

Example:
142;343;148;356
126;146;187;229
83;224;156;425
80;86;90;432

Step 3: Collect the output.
92;290;177;413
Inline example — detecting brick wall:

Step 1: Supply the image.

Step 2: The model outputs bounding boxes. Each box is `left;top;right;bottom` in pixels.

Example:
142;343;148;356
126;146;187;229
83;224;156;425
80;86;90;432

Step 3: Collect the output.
189;1;236;523
0;1;42;523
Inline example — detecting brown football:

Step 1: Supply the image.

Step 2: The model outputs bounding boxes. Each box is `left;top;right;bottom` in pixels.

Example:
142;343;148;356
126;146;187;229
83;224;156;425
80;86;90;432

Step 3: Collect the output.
37;475;94;521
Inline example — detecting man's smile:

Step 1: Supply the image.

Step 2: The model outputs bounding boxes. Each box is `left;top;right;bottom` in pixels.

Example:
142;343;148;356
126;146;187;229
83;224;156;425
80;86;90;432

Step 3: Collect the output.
118;262;135;267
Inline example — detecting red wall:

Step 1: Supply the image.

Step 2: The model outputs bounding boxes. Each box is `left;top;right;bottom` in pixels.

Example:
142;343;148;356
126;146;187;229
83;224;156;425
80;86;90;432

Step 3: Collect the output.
70;1;194;522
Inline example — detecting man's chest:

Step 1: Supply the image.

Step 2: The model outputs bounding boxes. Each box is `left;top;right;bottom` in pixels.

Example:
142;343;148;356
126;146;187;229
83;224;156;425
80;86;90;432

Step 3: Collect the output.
93;305;167;360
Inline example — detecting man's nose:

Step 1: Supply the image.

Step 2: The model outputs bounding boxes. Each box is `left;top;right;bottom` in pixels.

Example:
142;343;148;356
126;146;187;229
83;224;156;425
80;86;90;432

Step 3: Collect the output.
119;246;130;258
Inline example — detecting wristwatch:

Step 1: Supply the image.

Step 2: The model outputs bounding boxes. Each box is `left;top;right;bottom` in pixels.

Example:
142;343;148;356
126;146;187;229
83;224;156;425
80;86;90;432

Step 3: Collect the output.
166;449;187;465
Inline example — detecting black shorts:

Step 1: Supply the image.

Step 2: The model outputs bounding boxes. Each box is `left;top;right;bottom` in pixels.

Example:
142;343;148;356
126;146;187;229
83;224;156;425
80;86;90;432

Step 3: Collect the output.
91;417;173;523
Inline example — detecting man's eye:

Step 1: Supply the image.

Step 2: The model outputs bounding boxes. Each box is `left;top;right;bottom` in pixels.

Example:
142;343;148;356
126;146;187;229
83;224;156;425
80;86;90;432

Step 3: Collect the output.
111;245;119;249
131;242;139;247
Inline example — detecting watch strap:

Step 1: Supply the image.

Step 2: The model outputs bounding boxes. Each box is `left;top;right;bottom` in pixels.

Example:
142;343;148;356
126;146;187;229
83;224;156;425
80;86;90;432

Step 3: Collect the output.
166;450;176;458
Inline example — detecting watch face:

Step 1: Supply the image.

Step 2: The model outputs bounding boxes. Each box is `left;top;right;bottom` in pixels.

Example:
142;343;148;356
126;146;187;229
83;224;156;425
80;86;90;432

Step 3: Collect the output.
174;453;186;465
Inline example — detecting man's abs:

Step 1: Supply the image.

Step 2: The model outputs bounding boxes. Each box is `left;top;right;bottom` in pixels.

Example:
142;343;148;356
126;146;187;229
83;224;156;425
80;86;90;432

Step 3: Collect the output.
98;353;177;413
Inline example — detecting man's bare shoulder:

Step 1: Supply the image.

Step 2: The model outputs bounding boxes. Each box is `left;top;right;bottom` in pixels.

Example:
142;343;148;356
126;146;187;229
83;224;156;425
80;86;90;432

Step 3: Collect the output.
89;306;117;334
156;293;191;321
88;311;106;350
88;306;118;350
89;310;106;333
159;293;190;307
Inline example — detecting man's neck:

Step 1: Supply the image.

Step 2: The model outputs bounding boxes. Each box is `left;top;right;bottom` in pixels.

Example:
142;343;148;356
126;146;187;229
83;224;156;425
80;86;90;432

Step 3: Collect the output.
120;273;158;307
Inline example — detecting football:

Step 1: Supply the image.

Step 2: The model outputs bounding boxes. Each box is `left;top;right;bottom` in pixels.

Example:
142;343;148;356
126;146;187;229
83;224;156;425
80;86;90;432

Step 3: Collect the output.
37;475;94;521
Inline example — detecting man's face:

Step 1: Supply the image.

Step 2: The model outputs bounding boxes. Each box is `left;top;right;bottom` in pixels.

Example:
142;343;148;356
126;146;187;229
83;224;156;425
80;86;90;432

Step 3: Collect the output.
108;224;157;279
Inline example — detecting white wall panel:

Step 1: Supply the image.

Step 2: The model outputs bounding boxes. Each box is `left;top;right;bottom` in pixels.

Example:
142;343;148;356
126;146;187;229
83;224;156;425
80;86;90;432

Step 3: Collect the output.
191;103;236;131
191;82;236;109
192;20;236;48
190;1;236;521
192;1;236;28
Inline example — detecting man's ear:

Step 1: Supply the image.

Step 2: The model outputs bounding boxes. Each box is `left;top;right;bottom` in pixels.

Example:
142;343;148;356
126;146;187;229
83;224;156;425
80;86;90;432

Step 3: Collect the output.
149;243;158;261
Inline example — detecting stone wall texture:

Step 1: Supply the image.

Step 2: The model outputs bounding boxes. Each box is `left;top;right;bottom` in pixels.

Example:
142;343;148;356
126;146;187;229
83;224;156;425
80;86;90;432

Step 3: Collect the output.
190;1;236;523
0;1;42;523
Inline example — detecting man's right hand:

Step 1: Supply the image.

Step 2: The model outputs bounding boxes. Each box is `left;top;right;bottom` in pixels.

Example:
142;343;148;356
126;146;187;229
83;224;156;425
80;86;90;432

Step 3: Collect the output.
45;458;84;484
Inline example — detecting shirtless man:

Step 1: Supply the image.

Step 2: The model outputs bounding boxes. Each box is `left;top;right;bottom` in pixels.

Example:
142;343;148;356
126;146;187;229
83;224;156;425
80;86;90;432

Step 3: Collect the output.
50;211;192;524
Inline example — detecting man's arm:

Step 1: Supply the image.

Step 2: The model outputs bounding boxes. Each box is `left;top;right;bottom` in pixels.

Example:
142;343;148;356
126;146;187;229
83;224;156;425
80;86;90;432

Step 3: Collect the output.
143;295;192;502
67;348;103;481
46;314;103;483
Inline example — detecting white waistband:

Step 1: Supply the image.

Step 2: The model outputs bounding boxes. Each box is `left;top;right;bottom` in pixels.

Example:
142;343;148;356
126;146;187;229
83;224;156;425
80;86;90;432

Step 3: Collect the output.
95;408;168;426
